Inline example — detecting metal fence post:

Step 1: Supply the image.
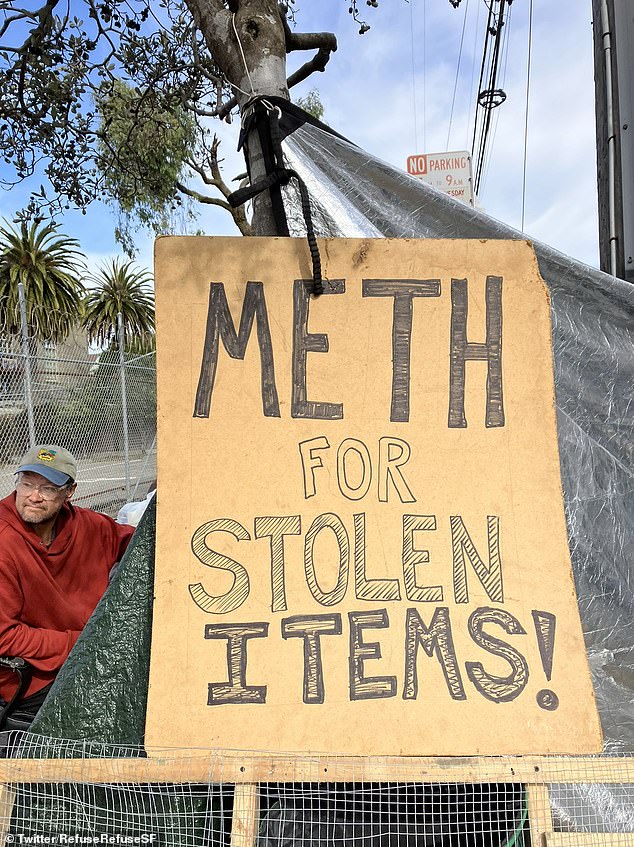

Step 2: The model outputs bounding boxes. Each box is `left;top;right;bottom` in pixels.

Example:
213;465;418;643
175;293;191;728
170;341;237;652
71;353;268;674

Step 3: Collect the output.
17;282;36;447
118;312;131;500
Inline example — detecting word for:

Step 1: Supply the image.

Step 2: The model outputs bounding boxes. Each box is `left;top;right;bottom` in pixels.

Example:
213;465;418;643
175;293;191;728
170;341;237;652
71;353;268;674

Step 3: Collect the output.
193;277;504;426
188;513;503;615
203;606;558;710
299;436;415;502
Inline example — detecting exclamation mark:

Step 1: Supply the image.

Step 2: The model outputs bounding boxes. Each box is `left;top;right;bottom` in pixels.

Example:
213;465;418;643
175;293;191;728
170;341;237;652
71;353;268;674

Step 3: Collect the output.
532;610;559;711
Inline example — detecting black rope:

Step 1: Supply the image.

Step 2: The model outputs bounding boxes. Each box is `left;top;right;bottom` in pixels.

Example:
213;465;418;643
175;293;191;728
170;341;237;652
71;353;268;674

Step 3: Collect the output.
229;96;324;296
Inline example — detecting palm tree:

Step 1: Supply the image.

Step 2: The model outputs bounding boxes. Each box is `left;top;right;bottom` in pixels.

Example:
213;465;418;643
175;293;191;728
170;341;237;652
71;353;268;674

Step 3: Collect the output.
82;259;155;354
0;220;86;342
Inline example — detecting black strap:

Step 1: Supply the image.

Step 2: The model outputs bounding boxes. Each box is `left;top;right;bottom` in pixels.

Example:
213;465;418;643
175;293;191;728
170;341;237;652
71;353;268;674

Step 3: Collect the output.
229;96;324;296
257;99;289;237
247;95;353;147
0;657;33;730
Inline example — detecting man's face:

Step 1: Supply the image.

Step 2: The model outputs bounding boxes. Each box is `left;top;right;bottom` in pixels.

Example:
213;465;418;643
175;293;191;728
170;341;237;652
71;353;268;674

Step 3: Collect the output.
14;471;76;526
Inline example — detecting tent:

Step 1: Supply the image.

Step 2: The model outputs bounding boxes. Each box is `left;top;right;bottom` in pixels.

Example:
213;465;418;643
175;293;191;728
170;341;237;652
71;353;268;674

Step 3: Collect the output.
22;116;634;838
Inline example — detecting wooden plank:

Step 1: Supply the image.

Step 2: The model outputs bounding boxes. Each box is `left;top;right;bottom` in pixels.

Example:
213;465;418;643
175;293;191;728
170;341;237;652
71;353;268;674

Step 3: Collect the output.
527;784;553;847
0;754;630;785
546;835;634;846
0;783;16;840
230;784;260;847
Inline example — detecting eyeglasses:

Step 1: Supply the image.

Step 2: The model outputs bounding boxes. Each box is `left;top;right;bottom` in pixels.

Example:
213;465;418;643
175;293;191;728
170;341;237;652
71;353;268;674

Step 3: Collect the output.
15;478;69;500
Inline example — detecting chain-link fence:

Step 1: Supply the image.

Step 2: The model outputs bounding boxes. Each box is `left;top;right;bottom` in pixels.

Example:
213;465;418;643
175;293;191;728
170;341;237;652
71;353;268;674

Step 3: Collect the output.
0;329;156;517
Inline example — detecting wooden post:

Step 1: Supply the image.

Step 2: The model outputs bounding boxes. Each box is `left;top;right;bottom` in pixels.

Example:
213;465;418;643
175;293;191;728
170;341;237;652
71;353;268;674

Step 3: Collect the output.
231;783;260;847
0;783;16;840
545;835;634;846
526;784;554;847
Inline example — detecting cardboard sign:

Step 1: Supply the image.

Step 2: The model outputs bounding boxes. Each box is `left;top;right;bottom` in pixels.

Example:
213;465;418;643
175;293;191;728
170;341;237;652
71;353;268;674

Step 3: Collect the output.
146;237;602;756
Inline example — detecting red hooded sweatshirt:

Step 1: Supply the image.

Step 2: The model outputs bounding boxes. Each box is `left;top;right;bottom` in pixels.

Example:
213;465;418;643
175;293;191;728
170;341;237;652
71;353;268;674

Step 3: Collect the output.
0;493;134;701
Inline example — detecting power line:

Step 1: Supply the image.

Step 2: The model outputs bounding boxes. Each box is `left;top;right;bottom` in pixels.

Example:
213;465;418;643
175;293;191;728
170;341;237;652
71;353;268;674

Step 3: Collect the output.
422;0;427;150
409;0;419;151
471;0;513;195
467;0;482;150
446;0;471;151
479;1;514;193
521;0;534;231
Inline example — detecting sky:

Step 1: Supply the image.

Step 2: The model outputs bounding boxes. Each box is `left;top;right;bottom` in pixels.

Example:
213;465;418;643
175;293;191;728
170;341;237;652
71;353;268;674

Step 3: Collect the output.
0;0;600;276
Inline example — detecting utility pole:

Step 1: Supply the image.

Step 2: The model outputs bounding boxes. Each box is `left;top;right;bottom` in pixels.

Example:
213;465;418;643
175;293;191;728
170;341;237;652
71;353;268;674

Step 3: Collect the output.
592;0;634;282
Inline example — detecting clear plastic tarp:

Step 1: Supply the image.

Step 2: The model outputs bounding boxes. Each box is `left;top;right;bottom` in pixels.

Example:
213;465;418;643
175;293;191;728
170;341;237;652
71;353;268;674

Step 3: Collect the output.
281;121;634;830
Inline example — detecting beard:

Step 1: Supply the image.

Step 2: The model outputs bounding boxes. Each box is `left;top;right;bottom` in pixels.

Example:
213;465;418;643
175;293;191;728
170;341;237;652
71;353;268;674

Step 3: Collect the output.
16;500;62;526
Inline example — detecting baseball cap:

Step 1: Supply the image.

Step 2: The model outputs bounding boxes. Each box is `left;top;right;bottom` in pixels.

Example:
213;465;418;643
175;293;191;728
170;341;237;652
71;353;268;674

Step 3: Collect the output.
16;445;77;486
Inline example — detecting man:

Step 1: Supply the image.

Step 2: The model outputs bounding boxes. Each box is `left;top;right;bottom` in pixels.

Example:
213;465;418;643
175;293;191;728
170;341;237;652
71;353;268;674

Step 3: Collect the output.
0;444;135;728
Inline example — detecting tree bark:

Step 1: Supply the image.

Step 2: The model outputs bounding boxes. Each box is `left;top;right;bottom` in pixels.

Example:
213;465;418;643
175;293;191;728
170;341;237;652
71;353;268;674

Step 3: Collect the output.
184;0;290;235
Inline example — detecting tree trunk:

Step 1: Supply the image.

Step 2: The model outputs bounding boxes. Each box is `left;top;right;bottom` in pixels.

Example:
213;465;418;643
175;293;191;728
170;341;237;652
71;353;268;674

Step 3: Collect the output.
184;0;290;235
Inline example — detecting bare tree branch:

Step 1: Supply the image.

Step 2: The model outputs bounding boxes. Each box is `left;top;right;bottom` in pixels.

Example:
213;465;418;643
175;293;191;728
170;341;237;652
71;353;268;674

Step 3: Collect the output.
0;11;31;40
175;181;231;208
175;180;252;235
287;45;335;88
185;100;218;117
185;158;217;186
281;17;337;54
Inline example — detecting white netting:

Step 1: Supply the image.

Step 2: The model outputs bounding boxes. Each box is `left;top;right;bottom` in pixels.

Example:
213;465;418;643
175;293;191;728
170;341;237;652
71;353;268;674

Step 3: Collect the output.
0;737;632;845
